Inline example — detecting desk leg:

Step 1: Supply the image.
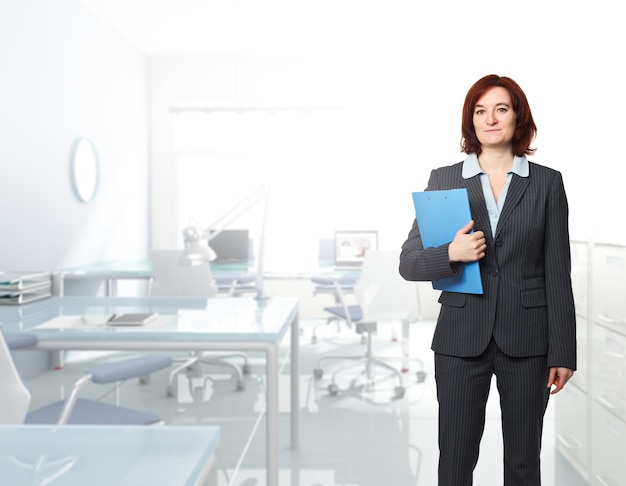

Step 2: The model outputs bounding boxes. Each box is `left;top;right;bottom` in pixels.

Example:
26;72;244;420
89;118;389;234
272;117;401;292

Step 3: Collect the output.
291;312;300;449
402;319;410;372
201;455;218;486
266;344;279;486
51;350;65;370
105;279;117;297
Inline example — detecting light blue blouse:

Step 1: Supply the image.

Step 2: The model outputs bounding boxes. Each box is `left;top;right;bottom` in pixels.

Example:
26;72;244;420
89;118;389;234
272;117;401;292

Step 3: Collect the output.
462;153;529;238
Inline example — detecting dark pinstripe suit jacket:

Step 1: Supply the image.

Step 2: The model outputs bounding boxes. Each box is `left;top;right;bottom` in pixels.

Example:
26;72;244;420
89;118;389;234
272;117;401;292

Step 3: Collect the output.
399;160;577;370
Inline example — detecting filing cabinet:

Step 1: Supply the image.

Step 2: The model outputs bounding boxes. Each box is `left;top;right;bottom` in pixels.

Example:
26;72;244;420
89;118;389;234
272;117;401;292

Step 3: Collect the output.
591;403;626;486
556;242;626;485
555;240;591;479
591;325;626;424
590;243;626;486
555;382;588;475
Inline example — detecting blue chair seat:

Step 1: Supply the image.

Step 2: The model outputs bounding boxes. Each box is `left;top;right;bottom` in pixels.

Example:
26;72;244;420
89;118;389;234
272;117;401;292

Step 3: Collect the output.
323;304;362;322
89;355;172;384
25;398;162;425
5;333;38;350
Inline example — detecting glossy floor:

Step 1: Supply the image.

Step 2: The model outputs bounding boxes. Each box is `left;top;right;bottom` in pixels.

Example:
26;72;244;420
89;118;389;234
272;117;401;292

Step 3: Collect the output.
24;319;588;486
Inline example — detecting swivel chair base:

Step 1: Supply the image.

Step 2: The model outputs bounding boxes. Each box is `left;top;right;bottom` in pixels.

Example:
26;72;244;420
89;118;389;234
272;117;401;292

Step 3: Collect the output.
312;321;427;399
166;352;250;397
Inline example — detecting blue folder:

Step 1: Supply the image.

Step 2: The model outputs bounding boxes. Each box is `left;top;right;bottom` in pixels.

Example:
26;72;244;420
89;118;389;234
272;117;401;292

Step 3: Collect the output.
412;189;483;294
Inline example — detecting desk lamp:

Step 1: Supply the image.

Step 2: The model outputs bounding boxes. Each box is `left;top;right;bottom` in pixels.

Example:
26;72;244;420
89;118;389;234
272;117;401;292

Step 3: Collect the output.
177;225;217;266
178;185;270;300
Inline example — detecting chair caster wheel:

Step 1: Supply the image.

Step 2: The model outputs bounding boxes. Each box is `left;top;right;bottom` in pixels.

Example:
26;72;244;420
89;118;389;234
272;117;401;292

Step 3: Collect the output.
328;383;339;395
394;386;406;399
236;380;246;391
166;385;176;398
311;335;318;345
313;368;323;380
416;371;427;383
242;364;251;375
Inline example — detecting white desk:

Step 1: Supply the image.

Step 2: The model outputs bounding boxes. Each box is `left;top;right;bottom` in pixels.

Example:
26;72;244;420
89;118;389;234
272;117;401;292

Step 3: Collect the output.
0;424;220;485
0;296;299;486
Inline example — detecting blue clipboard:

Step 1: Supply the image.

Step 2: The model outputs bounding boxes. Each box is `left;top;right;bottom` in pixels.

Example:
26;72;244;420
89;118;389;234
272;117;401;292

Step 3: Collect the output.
412;189;483;294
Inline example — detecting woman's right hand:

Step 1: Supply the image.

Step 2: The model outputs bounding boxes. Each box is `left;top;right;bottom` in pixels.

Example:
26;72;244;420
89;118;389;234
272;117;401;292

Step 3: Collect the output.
448;220;487;263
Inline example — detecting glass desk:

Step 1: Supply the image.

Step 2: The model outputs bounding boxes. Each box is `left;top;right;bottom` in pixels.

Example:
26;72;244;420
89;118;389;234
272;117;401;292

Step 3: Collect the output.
0;424;220;486
56;261;155;296
0;296;300;486
55;259;361;296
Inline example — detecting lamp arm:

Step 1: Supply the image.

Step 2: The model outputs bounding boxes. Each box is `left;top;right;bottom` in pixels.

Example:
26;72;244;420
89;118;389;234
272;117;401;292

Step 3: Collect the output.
202;185;271;241
198;184;271;300
254;186;271;299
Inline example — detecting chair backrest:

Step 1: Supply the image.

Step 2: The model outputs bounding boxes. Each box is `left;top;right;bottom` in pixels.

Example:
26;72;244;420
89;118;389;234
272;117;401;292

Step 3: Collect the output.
150;249;217;297
318;238;335;263
0;331;31;424
354;249;418;322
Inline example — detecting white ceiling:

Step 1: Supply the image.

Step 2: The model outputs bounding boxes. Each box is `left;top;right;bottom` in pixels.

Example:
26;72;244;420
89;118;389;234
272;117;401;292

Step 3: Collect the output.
77;0;355;56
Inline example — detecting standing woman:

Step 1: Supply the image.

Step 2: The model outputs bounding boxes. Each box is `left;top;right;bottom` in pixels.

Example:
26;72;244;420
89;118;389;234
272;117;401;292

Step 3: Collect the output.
399;74;576;486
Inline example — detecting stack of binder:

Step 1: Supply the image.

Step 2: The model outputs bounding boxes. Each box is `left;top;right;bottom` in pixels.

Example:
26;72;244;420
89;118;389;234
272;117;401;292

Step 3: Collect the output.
0;271;52;305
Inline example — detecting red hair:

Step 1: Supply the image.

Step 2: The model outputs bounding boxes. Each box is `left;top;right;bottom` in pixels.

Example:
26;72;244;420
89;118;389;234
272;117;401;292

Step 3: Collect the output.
461;74;537;157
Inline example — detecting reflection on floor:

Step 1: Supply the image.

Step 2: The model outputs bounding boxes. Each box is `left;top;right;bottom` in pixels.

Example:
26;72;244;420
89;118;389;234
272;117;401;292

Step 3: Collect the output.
24;319;589;486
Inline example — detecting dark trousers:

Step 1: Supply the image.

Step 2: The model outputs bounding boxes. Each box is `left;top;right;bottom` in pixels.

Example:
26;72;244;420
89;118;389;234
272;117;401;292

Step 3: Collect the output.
435;338;551;486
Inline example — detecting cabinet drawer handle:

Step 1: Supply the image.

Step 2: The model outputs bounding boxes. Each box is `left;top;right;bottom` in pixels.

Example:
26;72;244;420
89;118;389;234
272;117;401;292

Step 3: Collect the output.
556;434;582;449
595;474;624;486
596;395;622;411
596;314;616;325
556;434;572;448
597;314;626;329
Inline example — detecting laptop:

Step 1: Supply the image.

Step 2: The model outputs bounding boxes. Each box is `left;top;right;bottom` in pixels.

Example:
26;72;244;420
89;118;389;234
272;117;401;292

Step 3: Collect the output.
334;230;378;269
208;229;250;264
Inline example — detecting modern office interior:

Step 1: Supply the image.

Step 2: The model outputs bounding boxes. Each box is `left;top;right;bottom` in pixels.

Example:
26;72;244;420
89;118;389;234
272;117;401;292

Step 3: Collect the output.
1;1;625;485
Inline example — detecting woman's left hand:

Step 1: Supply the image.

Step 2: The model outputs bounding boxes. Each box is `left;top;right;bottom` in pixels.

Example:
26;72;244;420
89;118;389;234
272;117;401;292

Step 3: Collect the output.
547;367;574;394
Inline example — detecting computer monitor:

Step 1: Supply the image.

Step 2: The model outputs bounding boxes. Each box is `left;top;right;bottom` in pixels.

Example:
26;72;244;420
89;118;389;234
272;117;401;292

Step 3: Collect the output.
208;229;250;264
334;230;378;267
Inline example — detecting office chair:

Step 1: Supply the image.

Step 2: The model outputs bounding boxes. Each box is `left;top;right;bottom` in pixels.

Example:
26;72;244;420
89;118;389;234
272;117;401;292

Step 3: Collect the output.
312;249;427;398
213;238;258;297
149;249;250;395
0;331;172;425
310;238;360;344
214;273;257;297
310;275;360;344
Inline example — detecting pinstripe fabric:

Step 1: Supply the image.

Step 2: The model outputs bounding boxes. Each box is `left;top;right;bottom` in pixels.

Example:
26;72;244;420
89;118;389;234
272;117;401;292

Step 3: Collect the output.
399;160;576;485
399;161;576;369
435;339;550;486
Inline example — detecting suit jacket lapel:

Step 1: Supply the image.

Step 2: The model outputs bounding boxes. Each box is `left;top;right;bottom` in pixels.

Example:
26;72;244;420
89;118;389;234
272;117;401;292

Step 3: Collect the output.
464;176;492;239
495;174;530;236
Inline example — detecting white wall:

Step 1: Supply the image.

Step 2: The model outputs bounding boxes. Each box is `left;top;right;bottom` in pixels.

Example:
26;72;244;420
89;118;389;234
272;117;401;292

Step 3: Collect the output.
0;0;150;281
150;1;626;260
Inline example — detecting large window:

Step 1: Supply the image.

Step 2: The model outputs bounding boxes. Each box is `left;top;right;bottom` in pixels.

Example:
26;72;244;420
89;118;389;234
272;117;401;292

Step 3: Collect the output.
173;104;425;271
174;109;349;270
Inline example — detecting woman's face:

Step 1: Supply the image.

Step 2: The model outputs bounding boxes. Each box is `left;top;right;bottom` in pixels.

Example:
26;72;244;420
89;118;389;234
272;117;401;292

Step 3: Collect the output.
472;86;517;151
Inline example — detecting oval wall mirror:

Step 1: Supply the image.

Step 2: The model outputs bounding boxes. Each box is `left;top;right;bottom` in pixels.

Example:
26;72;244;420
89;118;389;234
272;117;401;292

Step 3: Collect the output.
70;137;99;203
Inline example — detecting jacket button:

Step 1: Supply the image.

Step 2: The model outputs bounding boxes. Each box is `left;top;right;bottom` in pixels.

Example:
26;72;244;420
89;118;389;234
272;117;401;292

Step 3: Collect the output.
495;238;503;247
